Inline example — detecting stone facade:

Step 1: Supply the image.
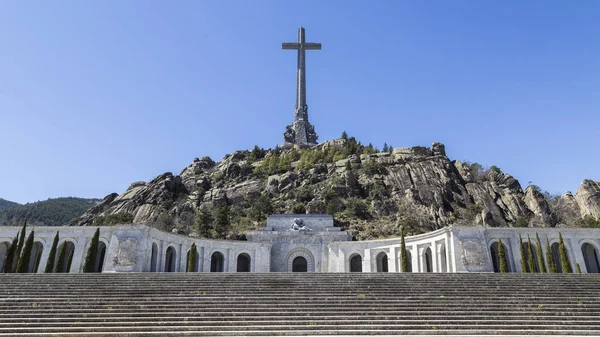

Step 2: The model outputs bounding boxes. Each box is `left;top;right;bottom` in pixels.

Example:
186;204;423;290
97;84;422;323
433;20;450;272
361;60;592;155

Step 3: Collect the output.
1;215;600;274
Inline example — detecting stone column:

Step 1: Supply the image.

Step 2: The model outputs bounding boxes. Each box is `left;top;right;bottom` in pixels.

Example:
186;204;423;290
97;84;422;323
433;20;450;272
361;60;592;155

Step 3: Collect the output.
411;244;419;273
444;235;451;272
228;248;236;272
431;241;438;273
363;248;372;272
510;233;523;272
197;246;204;272
569;238;585;272
389;246;398;272
202;247;211;272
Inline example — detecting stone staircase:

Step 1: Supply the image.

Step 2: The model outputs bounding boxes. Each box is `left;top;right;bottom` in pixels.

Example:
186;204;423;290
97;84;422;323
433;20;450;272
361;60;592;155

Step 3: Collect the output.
1;273;600;336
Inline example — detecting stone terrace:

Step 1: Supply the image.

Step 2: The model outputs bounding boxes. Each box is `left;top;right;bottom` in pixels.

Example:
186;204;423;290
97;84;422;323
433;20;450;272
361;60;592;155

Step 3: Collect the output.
1;273;600;336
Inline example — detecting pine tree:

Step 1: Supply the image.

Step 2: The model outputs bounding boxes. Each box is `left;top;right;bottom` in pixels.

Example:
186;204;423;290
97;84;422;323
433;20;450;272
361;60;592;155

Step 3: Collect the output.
187;243;198;272
382;143;389;153
545;235;557;273
527;236;537;273
535;233;547;273
341;131;348;140
558;232;573;273
16;230;35;273
345;160;352;170
214;205;230;239
15;218;28;262
498;239;509;273
54;243;67;273
400;228;408;272
519;234;528;273
195;208;214;238
388;145;394;153
83;228;100;273
2;235;18;273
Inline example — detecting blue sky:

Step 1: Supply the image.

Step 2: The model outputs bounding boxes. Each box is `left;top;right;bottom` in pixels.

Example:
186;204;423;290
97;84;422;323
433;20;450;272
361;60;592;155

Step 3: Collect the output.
1;1;598;204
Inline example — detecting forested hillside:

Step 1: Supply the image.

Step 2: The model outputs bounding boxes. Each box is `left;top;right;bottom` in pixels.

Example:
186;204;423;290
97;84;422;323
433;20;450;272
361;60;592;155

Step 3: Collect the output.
0;197;100;226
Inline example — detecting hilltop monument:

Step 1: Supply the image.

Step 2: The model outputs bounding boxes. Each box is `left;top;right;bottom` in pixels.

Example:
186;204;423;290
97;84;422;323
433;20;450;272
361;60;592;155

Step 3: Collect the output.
282;27;320;147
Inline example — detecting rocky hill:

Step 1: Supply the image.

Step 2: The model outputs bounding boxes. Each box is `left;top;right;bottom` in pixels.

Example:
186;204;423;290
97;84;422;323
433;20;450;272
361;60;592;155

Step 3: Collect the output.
71;138;600;239
0;197;101;227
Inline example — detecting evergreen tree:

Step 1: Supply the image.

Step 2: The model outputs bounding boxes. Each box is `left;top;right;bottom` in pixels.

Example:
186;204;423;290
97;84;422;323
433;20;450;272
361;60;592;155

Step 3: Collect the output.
187;243;198;272
382;143;389;153
16;230;34;273
400;228;408;272
558;232;573;273
388;145;394;153
545;235;557;273
214;205;230;239
195;208;213;238
527;236;537;273
54;243;67;273
519;234;528;273
15;218;27;262
341;131;348;140
498;239;509;273
576;263;582;274
83;228;100;273
535;233;547;273
345;160;352;170
2;235;18;273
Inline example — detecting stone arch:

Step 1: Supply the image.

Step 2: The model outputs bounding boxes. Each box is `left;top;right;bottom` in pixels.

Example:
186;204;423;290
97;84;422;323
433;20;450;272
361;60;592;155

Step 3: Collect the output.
439;244;447;273
349;253;362;272
581;242;600;274
550;242;563;273
165;246;177;272
29;241;44;273
0;241;9;272
236;253;251;272
210;251;225;272
286;249;315;272
150;242;159;272
56;240;76;273
376;252;388;272
424;247;433;273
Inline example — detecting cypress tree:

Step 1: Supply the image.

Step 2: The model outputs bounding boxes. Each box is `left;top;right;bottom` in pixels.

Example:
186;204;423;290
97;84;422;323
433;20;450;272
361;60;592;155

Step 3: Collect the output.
44;231;60;273
15;218;27;263
545;235;557;273
527;236;537;273
535;233;547;273
519;234;528;273
576;263;582;274
498;239;509;273
400;228;408;272
83;228;100;273
54;243;67;273
187;243;198;272
2;235;18;273
16;230;35;273
558;232;573;273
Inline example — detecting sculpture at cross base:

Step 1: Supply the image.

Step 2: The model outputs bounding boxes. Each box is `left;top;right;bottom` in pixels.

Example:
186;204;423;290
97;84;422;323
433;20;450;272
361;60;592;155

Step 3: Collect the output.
282;27;320;147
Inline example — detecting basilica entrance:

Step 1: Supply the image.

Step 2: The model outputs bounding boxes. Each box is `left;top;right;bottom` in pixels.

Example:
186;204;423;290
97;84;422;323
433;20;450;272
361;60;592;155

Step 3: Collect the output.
292;256;307;272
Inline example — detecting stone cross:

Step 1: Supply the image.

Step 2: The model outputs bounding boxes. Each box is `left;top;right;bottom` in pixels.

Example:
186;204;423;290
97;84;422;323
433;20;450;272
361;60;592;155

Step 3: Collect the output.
282;27;320;146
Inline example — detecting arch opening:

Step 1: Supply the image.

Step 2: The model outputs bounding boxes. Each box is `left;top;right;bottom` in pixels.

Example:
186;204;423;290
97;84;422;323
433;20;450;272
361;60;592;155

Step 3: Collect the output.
150;243;158;272
292;256;307;272
56;241;75;273
96;242;107;272
582;243;600;274
490;242;500;273
165;246;177;272
551;242;563;273
237;253;251;272
404;250;412;272
349;254;362;272
376;252;388;272
29;242;44;273
424;247;433;273
210;252;224;272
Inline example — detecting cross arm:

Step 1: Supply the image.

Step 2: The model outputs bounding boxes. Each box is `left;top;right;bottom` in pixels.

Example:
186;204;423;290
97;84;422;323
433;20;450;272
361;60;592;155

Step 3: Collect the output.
304;43;321;50
282;43;300;50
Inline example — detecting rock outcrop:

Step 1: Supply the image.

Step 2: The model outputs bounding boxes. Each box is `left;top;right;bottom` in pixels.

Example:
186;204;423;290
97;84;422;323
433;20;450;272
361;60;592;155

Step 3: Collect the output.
71;140;600;238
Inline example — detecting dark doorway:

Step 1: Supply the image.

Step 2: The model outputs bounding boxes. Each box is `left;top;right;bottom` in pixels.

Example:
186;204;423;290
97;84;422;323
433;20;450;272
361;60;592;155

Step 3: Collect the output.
96;242;106;272
425;247;433;272
211;252;224;272
350;254;362;272
582;243;600;273
376;252;388;272
150;243;158;272
237;254;251;272
165;246;176;272
292;256;307;272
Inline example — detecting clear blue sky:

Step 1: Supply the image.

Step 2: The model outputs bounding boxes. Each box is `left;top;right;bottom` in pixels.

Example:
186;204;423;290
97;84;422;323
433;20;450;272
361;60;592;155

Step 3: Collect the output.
1;1;598;204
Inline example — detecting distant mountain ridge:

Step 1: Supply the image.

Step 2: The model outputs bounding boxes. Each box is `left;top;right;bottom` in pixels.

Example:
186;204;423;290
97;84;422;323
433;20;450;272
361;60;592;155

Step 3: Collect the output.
0;197;101;227
0;198;20;212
